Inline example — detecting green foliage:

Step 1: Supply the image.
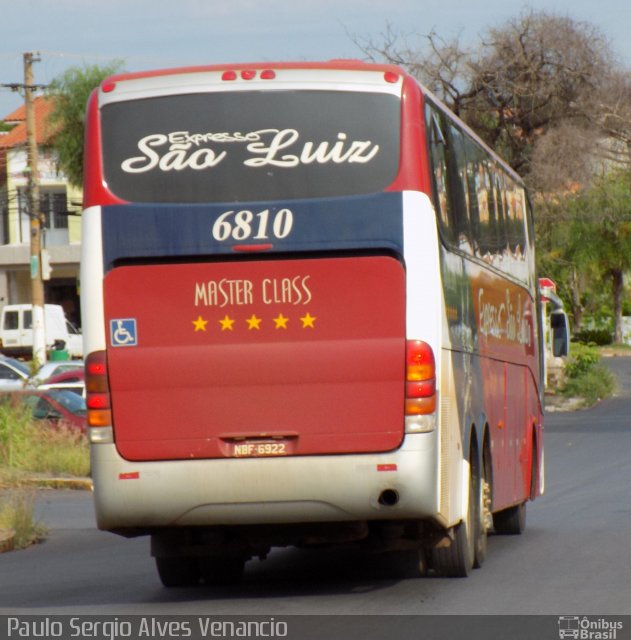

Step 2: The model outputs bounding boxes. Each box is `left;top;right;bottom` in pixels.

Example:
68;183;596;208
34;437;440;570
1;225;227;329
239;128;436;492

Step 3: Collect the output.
561;344;616;406
46;60;124;186
0;403;34;469
567;170;631;272
564;343;601;378
0;491;47;549
572;329;613;346
535;169;631;341
0;403;88;551
0;402;89;476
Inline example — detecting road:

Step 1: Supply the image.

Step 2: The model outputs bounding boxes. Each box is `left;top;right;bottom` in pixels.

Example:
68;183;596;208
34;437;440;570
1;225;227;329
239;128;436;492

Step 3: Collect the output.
1;356;630;616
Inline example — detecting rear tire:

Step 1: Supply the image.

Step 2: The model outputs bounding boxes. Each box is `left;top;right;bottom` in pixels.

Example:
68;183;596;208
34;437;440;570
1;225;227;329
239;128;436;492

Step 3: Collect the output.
474;448;491;568
199;555;246;585
431;520;474;577
493;502;526;535
431;445;479;577
155;556;200;588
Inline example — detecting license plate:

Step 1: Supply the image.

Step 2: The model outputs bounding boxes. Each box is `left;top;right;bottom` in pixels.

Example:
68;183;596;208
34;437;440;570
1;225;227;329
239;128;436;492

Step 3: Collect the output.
229;439;294;458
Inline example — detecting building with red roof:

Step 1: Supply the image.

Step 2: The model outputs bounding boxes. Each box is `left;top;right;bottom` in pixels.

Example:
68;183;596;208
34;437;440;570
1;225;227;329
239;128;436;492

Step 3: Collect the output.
0;96;82;328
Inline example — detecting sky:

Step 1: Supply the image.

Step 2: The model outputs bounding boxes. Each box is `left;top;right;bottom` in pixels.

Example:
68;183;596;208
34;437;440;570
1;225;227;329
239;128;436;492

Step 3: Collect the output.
1;0;631;118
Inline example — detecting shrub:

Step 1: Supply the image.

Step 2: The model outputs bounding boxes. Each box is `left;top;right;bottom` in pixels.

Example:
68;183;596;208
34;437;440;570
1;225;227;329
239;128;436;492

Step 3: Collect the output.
0;403;35;469
573;329;613;346
0;491;47;549
564;343;601;378
561;343;616;406
0;402;89;476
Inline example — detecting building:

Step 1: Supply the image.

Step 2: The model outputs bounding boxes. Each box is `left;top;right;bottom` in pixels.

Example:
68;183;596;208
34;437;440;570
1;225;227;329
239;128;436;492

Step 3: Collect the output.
0;96;82;327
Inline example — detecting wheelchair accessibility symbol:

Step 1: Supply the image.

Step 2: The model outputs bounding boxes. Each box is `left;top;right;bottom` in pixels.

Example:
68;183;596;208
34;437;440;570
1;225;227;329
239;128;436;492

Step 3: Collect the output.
110;319;138;347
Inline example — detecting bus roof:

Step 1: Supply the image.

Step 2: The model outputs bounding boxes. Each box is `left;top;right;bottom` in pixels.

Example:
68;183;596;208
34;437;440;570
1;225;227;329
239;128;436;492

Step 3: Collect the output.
101;59;405;86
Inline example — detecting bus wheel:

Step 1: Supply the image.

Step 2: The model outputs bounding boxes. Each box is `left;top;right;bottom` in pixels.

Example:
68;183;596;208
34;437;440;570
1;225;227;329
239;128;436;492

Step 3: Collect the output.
431;449;478;577
474;448;492;568
199;555;246;586
155;556;200;588
493;502;526;535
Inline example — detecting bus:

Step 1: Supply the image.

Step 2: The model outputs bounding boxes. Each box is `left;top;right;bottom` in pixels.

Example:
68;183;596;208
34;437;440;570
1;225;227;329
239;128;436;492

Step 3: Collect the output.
81;60;552;586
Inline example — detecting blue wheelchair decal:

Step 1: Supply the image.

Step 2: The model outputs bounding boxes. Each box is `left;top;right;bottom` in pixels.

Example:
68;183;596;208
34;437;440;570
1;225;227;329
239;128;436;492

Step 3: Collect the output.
110;319;138;347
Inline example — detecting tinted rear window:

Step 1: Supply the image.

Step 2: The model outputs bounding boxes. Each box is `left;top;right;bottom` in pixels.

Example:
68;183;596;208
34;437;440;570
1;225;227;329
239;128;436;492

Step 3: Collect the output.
101;90;400;203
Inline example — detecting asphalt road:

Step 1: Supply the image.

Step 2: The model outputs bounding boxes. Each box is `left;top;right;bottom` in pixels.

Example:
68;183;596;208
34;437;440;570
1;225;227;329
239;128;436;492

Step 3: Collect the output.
1;356;630;617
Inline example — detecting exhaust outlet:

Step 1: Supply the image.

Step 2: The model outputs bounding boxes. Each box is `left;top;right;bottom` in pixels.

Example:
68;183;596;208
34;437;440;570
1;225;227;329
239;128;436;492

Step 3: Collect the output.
378;489;400;507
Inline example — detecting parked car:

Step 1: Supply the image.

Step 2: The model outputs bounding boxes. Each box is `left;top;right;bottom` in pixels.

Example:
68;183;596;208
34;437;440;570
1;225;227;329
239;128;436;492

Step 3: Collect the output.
32;360;84;386
0;389;86;433
38;369;85;397
0;355;31;390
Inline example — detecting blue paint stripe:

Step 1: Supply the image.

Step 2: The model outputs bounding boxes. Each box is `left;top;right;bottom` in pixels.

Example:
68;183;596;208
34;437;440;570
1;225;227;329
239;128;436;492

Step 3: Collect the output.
101;192;404;271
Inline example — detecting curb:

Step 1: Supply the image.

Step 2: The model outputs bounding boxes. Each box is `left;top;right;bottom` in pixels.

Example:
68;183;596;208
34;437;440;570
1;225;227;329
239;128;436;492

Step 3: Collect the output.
24;477;93;491
0;528;15;553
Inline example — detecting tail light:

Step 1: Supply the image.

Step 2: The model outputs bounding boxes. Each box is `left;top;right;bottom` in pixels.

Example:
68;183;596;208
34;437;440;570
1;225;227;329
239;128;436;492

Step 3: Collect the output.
85;350;113;441
405;340;436;416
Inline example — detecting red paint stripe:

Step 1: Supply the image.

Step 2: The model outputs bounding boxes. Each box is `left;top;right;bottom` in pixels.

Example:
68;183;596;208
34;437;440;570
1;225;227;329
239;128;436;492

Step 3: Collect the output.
119;472;140;480
232;244;274;253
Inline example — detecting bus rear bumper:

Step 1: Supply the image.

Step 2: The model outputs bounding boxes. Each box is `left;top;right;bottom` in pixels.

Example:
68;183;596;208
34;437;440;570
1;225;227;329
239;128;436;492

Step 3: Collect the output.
91;432;440;533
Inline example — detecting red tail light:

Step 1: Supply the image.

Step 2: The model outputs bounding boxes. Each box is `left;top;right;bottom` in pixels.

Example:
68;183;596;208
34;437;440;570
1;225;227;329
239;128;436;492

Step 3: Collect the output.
86;350;112;428
405;340;436;415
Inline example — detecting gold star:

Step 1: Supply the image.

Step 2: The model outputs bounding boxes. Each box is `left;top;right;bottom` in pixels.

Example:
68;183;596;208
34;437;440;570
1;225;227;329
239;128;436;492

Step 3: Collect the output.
246;314;262;330
192;315;208;332
273;313;289;329
300;312;317;329
219;315;236;331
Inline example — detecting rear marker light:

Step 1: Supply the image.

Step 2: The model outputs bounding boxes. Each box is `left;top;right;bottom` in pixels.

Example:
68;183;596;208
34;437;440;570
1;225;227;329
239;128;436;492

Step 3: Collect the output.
405;340;436;422
88;410;112;428
241;70;256;80
86;350;113;436
260;70;276;80
221;71;237;81
384;71;399;84
87;393;109;410
101;81;116;93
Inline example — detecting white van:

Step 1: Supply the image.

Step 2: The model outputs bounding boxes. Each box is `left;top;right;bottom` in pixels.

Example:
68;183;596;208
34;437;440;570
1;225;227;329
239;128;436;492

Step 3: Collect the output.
0;304;83;359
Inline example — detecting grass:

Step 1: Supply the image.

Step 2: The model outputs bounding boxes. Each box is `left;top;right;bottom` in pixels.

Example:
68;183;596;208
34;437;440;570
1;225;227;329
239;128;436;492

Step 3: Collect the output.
0;402;89;550
0;491;47;549
0;403;90;479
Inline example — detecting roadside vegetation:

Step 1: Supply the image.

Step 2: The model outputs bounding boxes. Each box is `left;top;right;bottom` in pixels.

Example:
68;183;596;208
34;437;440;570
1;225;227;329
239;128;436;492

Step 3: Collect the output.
559;343;618;408
0;491;47;549
0;403;89;550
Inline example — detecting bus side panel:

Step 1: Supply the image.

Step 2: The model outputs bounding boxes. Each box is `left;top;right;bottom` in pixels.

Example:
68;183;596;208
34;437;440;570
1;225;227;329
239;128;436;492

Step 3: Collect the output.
438;250;542;515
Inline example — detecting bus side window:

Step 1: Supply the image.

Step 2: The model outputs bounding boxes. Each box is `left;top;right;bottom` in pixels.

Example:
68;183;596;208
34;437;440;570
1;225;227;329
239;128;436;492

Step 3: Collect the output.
463;137;484;257
476;161;499;259
444;122;472;253
494;173;508;255
426;108;456;245
507;185;527;257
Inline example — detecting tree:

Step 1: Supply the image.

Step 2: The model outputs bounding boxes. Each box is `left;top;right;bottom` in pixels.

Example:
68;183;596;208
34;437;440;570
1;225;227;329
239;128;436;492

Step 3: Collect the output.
359;10;631;341
357;10;615;182
567;170;631;343
46;61;123;187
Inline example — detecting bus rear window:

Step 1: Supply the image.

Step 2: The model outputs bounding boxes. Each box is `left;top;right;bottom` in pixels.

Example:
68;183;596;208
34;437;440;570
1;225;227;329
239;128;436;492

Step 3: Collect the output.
101;90;400;203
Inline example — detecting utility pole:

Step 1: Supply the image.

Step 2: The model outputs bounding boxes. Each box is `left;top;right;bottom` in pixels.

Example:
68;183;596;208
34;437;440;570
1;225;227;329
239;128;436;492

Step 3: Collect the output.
23;51;46;366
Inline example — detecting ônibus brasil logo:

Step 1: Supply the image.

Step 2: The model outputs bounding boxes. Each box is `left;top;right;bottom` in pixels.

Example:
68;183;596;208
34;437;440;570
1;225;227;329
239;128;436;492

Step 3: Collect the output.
558;617;623;640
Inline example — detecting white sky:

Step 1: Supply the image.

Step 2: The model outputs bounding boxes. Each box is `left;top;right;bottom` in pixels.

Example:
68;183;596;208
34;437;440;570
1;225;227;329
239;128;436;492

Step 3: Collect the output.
1;0;630;118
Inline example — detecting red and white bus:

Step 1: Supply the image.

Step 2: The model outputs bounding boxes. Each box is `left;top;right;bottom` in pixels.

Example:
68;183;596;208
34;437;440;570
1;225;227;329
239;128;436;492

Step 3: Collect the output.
82;60;548;586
